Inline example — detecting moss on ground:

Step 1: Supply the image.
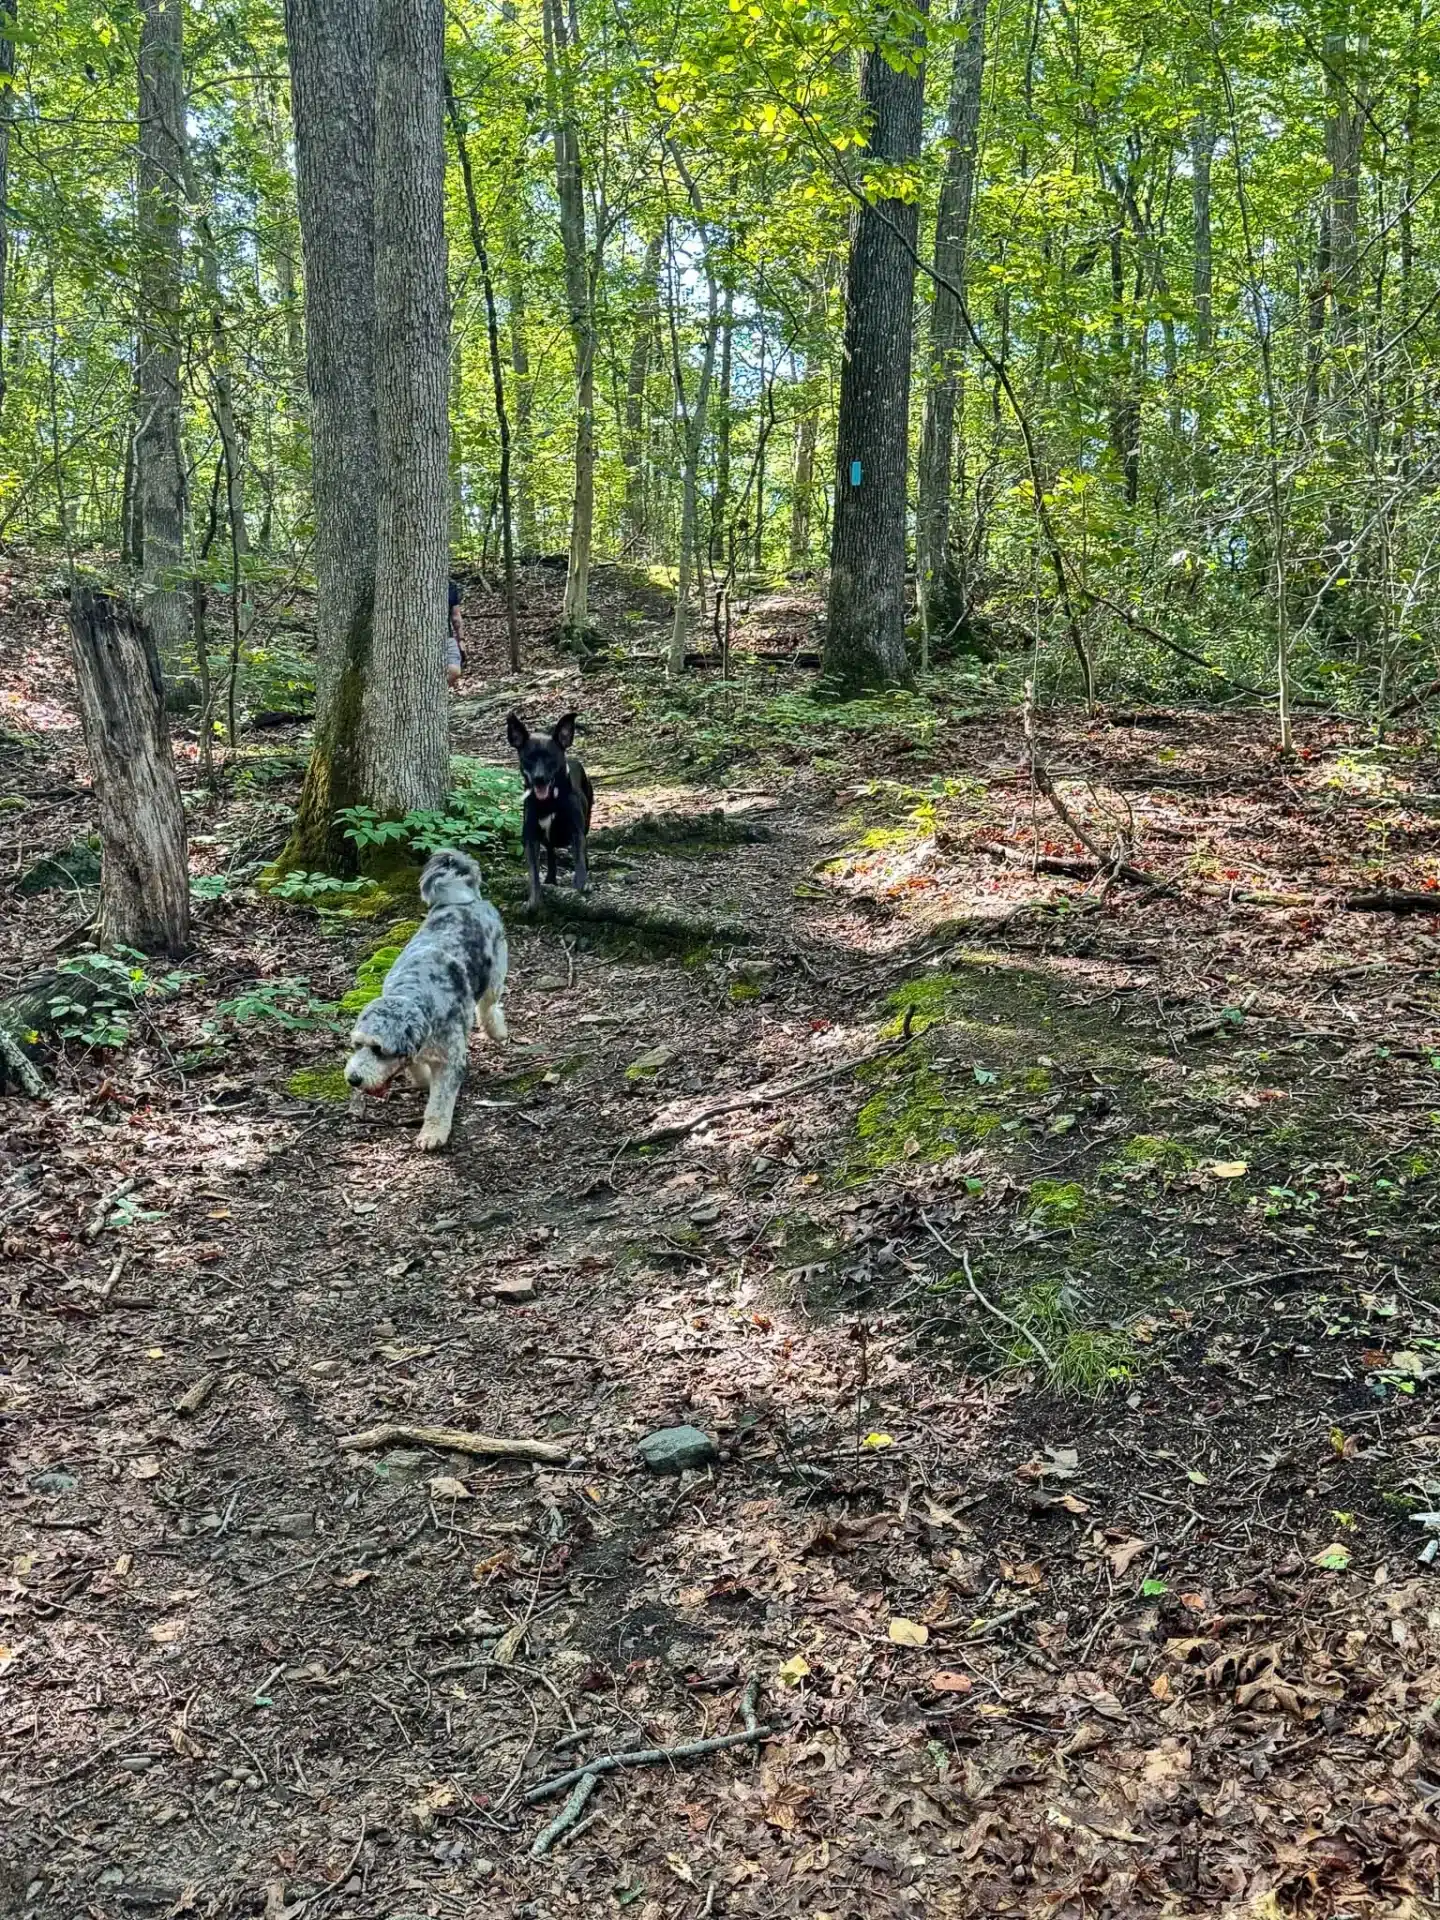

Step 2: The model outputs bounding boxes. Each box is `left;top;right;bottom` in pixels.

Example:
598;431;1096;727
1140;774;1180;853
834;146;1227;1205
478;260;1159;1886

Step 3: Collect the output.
287;1064;351;1102
338;920;423;1014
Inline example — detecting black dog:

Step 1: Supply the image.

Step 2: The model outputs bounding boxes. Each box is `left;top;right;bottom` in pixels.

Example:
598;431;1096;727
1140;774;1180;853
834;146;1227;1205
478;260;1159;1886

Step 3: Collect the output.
506;711;595;910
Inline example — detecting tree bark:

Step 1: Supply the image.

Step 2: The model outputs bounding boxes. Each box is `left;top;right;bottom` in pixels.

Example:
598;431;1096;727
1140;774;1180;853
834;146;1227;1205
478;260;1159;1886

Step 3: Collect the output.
367;0;449;815
136;0;190;687
507;237;538;554
542;0;595;637
621;231;662;557
281;0;378;871
66;589;190;955
824;19;929;691
0;0;17;415
711;280;735;566
666;199;720;674
447;71;520;671
915;0;986;638
1190;107;1214;493
787;280;827;570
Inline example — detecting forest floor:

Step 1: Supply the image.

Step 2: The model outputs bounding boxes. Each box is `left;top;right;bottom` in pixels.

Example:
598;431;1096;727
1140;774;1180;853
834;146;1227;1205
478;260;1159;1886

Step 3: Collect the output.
6;564;1440;1919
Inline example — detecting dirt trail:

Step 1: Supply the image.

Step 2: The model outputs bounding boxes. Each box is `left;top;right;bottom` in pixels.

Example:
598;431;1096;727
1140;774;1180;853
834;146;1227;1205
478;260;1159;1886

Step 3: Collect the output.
6;599;1440;1915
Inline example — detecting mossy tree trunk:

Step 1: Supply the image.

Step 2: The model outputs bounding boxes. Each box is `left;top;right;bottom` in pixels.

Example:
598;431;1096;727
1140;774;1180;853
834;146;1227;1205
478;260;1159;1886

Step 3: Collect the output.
281;0;378;873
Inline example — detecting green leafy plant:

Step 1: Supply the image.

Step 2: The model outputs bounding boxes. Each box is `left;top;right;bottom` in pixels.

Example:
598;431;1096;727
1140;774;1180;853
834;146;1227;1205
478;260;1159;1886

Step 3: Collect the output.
44;949;189;1050
267;869;373;903
336;760;521;864
213;977;340;1031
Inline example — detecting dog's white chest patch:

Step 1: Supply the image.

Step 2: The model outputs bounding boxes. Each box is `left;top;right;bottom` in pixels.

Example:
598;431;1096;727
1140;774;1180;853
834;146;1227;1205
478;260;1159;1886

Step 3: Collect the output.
538;811;556;833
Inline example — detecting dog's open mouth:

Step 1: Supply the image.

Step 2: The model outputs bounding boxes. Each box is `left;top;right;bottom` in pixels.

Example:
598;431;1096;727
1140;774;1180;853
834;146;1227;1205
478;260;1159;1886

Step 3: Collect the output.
533;780;552;801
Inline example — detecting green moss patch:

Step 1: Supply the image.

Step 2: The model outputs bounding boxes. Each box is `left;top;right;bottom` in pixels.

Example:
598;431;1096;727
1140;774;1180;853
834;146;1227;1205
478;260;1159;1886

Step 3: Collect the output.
1112;1133;1197;1175
1027;1179;1090;1229
287;1064;351;1103
339;921;423;1014
852;1051;1001;1174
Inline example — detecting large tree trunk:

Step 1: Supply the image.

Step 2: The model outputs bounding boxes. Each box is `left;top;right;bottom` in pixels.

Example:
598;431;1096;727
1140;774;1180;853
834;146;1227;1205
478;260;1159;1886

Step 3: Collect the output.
67;589;190;955
136;0;190;688
824;20;929;691
367;0;449;814
915;0;987;638
281;0;378;871
621;231;662;557
0;0;16;415
542;0;596;638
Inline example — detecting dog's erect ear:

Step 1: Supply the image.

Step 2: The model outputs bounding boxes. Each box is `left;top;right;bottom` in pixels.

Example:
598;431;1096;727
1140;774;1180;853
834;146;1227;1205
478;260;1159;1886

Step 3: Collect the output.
506;712;529;752
552;711;577;751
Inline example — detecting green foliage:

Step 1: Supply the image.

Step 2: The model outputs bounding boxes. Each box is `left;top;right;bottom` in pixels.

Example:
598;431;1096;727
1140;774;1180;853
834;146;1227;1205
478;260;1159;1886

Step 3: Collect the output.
44;949;186;1050
336;761;521;865
266;869;373;904
213;978;341;1032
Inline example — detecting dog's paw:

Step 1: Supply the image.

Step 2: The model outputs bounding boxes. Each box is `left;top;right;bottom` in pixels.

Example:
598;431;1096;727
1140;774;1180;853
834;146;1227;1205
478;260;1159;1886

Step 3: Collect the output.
417;1120;452;1152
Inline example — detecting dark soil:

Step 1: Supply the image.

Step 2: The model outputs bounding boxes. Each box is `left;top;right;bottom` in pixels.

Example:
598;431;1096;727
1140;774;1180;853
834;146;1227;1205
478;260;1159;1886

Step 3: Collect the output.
4;565;1440;1918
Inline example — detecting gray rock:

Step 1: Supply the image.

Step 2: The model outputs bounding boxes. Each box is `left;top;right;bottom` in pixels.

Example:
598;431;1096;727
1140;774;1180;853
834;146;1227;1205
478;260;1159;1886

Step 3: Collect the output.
637;1425;718;1475
28;1468;78;1496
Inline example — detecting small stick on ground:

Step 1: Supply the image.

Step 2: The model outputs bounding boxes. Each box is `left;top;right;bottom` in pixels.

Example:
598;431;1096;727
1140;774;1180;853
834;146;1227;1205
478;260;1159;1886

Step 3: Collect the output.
83;1175;138;1242
337;1423;568;1465
920;1214;1056;1376
526;1677;776;1857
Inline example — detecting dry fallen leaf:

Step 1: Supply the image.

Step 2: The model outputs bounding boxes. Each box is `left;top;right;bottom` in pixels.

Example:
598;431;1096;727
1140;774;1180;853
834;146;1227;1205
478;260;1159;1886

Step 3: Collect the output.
888;1617;929;1647
492;1621;526;1665
1105;1536;1149;1577
428;1475;469;1501
931;1670;973;1693
777;1654;811;1686
335;1569;373;1589
130;1455;161;1480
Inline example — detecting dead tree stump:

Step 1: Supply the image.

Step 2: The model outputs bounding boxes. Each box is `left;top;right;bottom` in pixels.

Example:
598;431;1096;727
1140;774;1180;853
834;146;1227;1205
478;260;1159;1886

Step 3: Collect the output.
66;588;191;955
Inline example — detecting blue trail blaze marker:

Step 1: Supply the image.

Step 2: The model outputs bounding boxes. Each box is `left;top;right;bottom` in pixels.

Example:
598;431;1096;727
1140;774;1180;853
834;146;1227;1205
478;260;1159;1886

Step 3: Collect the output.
849;459;863;487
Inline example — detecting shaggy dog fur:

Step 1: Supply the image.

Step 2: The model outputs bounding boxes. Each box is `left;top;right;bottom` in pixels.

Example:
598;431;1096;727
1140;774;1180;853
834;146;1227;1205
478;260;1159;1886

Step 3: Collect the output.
343;850;508;1150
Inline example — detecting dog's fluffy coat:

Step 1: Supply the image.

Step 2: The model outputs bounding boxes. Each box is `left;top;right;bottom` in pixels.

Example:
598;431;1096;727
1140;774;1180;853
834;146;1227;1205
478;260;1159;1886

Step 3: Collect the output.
344;850;508;1150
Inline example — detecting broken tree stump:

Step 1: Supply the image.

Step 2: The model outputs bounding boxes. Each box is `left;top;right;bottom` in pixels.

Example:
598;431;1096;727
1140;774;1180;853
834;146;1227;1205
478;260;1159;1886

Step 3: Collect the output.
66;588;190;955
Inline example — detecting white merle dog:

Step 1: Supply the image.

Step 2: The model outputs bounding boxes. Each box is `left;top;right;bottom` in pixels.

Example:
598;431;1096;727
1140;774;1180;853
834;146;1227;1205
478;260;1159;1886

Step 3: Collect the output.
344;850;509;1151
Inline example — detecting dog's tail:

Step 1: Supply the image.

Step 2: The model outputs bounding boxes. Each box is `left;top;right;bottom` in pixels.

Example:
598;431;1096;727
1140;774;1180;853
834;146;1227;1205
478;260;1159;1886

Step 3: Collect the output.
420;848;483;906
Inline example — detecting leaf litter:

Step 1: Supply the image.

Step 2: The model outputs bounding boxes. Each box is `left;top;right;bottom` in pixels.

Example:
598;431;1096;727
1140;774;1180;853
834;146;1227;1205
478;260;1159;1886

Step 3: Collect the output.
3;571;1440;1912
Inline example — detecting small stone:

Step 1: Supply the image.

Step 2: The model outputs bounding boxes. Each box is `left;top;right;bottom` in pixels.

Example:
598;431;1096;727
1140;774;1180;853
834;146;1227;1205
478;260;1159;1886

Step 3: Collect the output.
491;1276;536;1303
28;1468;78;1496
535;974;566;992
637;1425;719;1475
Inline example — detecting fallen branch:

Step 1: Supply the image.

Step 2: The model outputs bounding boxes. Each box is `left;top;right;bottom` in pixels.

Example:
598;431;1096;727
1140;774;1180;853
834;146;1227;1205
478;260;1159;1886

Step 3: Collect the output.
975;842;1440;916
638;1013;914;1147
337;1423;568;1466
1384;674;1440;721
921;1215;1056;1376
0;1024;45;1097
527;1677;776;1857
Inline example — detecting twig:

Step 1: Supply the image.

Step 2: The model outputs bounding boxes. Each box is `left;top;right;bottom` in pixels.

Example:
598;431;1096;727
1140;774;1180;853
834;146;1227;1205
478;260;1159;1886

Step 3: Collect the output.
919;1214;1056;1376
525;1678;775;1847
639;1016;914;1147
530;1769;600;1857
336;1423;567;1465
97;1253;126;1302
82;1175;137;1242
